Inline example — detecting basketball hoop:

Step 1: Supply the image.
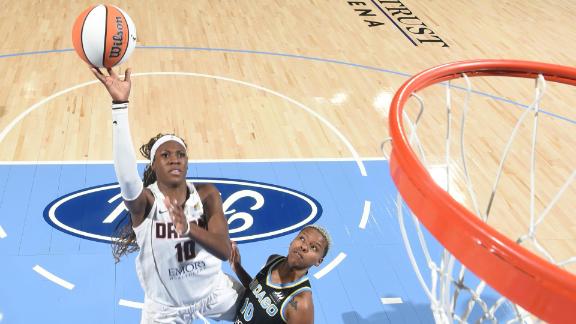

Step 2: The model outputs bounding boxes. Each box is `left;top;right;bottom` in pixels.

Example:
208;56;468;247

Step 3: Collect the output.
388;60;576;323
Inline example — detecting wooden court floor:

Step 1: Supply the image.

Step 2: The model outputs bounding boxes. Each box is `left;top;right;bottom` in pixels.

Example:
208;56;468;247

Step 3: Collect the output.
0;1;575;322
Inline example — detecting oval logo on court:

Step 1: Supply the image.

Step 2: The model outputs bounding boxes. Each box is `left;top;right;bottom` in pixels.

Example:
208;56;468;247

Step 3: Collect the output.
43;178;322;243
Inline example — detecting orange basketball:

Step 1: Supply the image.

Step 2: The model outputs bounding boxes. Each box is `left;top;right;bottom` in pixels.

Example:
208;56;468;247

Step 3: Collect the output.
72;4;137;68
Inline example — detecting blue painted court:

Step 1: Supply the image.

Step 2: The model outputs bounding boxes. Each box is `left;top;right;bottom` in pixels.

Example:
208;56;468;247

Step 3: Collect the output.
0;159;442;323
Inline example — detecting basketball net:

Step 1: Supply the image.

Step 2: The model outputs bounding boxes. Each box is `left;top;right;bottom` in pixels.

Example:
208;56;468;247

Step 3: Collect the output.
384;60;576;323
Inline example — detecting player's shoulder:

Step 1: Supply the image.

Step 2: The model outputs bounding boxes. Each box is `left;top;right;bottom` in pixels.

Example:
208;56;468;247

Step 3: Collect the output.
290;283;313;309
143;187;155;201
285;289;314;323
293;290;314;316
295;288;312;299
195;182;219;196
194;183;223;204
266;254;284;265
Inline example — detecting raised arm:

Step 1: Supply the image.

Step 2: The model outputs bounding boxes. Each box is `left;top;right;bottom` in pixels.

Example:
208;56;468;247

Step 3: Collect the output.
229;241;253;287
91;68;150;226
167;183;232;260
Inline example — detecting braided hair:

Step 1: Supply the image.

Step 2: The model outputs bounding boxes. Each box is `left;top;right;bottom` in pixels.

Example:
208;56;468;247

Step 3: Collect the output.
111;133;187;263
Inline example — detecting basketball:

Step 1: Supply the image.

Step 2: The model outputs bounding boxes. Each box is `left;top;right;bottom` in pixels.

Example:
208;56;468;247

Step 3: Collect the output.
71;4;137;68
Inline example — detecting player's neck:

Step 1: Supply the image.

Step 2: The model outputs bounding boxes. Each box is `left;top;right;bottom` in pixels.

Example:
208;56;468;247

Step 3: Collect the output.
158;182;188;205
275;259;308;283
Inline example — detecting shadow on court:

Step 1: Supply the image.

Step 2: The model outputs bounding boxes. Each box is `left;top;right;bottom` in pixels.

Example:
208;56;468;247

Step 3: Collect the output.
341;301;434;324
341;294;517;323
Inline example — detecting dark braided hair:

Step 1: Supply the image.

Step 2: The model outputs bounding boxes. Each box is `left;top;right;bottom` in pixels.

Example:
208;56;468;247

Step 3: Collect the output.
112;133;187;263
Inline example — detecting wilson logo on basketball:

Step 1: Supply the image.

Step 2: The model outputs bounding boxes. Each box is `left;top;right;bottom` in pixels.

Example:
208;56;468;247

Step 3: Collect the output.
71;4;137;68
43;178;322;243
110;17;125;58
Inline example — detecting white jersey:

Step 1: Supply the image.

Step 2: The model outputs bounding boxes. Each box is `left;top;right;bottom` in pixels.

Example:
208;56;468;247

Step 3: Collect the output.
134;181;223;306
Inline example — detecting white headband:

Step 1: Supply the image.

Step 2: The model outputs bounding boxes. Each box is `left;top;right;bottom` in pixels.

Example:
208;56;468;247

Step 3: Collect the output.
150;135;187;164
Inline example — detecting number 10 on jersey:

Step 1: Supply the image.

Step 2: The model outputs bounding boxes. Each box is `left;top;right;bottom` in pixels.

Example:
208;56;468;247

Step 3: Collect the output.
175;240;196;262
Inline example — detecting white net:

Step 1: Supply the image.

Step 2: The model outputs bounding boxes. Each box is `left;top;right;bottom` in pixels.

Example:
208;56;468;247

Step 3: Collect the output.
384;67;576;323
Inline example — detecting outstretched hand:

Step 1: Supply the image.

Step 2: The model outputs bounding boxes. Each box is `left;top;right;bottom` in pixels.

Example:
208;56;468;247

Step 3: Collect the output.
91;67;132;102
229;241;242;272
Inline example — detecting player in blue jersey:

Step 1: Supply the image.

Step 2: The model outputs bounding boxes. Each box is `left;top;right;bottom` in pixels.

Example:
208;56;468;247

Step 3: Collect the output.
229;225;331;324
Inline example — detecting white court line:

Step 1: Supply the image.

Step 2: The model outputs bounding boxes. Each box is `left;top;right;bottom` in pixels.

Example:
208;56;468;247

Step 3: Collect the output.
0;156;388;165
0;80;99;144
0;225;6;238
119;299;144;309
358;200;371;229
32;265;75;290
0;72;363;282
0;72;367;176
314;252;347;279
381;297;403;304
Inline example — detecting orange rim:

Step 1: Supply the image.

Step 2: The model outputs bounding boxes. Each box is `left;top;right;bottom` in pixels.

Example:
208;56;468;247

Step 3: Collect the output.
389;59;576;323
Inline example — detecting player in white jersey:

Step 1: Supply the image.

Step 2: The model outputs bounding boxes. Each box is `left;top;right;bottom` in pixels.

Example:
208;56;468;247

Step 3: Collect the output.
91;67;243;323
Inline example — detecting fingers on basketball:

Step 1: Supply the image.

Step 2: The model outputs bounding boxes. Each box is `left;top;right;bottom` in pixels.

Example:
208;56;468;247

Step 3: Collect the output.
124;68;132;82
90;68;105;82
107;67;117;78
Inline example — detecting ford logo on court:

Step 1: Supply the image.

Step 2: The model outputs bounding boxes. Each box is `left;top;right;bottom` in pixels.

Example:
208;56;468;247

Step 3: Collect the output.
43;178;322;243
